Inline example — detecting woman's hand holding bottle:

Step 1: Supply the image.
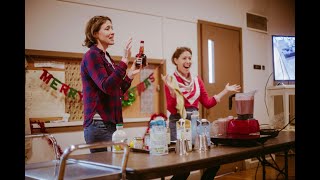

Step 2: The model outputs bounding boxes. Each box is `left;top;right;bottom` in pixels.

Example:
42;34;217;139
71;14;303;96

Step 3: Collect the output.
127;58;141;79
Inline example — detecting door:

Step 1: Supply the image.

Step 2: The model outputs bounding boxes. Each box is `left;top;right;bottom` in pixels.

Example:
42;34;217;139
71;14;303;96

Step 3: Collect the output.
198;21;243;121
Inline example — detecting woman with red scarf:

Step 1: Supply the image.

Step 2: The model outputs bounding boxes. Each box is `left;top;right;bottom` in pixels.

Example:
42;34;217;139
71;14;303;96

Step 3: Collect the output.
162;47;241;180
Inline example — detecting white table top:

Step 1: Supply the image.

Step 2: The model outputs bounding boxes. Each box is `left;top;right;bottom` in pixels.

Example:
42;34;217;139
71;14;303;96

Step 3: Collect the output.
267;85;295;90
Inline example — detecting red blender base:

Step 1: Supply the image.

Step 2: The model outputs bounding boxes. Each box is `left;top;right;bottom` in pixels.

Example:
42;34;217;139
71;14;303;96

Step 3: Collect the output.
227;118;260;135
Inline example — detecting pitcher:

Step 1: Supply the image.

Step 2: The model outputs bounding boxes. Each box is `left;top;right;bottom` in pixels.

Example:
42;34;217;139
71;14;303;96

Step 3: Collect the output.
229;90;257;120
196;119;211;145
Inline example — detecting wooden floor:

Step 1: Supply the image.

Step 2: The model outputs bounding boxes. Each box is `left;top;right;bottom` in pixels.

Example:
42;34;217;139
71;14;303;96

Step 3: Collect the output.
187;153;295;180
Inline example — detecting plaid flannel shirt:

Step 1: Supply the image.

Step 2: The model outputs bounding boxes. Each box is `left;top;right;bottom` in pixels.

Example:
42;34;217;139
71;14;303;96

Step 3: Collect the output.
81;45;132;127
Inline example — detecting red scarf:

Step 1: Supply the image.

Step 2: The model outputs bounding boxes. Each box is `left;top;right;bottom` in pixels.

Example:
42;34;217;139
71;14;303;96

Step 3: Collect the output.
173;70;200;105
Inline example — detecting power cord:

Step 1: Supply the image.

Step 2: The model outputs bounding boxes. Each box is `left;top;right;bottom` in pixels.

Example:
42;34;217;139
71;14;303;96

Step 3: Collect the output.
264;72;273;117
260;116;295;137
278;116;295;132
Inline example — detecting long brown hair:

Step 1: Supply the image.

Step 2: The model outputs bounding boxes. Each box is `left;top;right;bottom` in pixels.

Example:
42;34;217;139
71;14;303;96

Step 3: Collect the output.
171;47;192;65
83;16;112;48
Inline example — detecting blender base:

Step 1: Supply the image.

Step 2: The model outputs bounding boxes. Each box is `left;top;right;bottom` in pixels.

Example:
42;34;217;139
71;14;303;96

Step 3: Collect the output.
226;118;260;135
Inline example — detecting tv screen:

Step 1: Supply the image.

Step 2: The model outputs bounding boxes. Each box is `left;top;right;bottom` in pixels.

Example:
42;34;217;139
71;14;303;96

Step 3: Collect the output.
272;35;295;83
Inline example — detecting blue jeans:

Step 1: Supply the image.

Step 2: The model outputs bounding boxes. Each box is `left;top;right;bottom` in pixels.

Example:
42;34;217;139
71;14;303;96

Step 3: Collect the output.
84;120;116;153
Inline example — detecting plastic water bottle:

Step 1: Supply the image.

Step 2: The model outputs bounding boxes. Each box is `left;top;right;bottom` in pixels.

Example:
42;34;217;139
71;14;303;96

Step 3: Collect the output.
191;111;199;145
149;117;168;155
112;124;128;153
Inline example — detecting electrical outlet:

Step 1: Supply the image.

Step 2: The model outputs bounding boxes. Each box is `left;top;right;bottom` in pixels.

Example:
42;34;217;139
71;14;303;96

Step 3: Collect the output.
253;64;261;70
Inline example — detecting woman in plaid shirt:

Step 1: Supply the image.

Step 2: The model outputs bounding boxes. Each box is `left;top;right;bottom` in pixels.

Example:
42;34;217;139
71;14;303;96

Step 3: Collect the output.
81;16;141;153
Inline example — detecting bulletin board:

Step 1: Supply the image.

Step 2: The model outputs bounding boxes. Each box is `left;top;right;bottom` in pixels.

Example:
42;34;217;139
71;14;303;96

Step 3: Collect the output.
25;49;166;123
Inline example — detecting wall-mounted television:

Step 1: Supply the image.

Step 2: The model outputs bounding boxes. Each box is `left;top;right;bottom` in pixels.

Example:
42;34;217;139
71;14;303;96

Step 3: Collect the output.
272;35;295;84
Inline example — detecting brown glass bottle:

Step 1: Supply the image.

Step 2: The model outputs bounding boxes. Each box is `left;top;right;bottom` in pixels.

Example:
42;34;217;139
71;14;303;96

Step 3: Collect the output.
135;40;147;68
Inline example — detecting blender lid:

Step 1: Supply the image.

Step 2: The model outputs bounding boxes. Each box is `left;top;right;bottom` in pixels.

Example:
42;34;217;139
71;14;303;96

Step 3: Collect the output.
235;90;257;100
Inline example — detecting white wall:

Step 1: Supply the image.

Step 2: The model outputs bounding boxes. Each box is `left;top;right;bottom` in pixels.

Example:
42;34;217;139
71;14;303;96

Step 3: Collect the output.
25;0;294;157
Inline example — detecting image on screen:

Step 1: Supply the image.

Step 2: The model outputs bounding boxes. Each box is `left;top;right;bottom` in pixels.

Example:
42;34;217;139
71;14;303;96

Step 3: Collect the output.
272;35;295;82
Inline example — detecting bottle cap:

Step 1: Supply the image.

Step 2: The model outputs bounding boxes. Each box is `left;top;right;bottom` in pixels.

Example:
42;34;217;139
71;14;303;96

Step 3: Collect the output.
140;40;144;43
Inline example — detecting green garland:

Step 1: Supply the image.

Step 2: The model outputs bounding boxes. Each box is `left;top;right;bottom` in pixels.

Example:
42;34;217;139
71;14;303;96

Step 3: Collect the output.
122;88;136;107
121;72;155;107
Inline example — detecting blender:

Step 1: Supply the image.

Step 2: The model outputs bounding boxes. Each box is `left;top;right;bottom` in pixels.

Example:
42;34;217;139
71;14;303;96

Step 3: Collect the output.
227;90;260;135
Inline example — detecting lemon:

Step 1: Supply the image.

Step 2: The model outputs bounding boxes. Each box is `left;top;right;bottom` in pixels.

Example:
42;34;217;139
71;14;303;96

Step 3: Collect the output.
129;140;134;148
113;145;122;151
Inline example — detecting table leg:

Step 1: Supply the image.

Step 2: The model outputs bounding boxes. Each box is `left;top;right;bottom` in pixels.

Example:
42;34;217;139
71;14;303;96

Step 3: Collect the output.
283;93;290;129
267;94;275;124
262;156;266;180
284;150;288;180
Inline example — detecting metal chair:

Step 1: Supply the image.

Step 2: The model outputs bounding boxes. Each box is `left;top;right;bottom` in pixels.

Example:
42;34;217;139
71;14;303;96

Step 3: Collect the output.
25;141;130;180
25;133;61;162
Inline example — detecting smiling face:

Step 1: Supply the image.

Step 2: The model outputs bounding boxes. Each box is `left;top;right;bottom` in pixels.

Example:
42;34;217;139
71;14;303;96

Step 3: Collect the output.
94;20;115;50
172;47;192;78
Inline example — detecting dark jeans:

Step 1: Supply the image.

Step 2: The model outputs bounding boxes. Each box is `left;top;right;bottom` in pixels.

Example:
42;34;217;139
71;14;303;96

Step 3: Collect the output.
84;120;116;153
170;166;220;180
201;166;220;180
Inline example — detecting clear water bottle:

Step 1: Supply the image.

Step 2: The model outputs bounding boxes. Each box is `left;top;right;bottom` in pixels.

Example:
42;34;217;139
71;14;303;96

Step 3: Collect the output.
149;117;168;155
191;111;199;145
112;124;128;153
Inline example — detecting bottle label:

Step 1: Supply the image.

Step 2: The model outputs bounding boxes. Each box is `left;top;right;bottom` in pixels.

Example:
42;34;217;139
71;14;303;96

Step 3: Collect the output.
136;57;143;66
150;126;168;155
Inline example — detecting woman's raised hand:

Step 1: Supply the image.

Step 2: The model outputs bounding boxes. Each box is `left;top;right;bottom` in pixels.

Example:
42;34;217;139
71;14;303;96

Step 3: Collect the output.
161;74;177;97
122;37;132;64
225;83;241;92
161;74;174;89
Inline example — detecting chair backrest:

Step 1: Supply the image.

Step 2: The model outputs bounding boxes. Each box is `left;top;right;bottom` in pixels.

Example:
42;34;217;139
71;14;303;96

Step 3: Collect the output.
25;141;129;180
58;141;129;180
25;134;61;164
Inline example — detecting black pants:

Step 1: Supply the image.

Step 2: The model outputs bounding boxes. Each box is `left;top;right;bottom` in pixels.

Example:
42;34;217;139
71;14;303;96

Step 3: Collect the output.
171;166;220;180
201;166;220;180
